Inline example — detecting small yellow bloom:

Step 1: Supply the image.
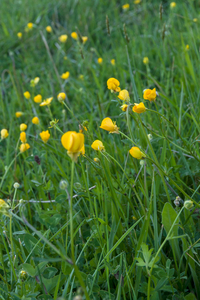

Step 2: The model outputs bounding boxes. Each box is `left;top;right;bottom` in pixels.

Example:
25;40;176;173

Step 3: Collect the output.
121;104;128;112
107;78;121;92
111;59;115;65
30;77;40;87
24;91;31;99
82;36;88;44
40;97;53;106
27;22;33;29
122;4;130;10
17;32;22;39
46;26;52;33
79;126;87;133
91;140;105;151
186;44;189;50
20;132;26;143
143;88;157;101
132;102;146;114
34;94;42;103
15;111;23;118
61;131;84;162
1;129;9;139
79;74;84;80
94;157;100;163
170;2;176;8
143;57;149;64
193;18;197;22
71;32;78;40
61;72;70;80
98;57;103;64
0;199;10;216
20;143;30;153
40;130;50;143
20;124;27;131
100;117;119;134
132;216;137;220
32;117;39;124
129;147;146;159
57;93;66;102
134;0;141;3
118;89;130;101
59;35;68;43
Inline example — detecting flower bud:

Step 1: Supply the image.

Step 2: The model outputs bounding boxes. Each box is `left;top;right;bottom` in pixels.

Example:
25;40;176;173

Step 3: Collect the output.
59;180;68;190
13;182;20;189
19;270;28;281
174;196;183;207
184;200;194;210
147;134;153;141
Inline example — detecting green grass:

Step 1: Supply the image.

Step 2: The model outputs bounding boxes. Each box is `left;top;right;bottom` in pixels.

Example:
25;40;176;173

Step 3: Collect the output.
0;0;200;299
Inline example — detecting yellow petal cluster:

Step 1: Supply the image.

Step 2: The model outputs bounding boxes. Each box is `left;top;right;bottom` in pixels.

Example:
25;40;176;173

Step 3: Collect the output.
46;26;52;33
98;57;103;64
118;89;130;101
40;130;50;143
143;88;157;101
71;32;78;40
121;104;128;112
20;143;30;153
1;129;9;139
20;124;27;131
107;78;121;92
122;4;130;10
61;72;70;80
57;93;66;102
40;97;53;106
20;132;26;143
100;117;119;134
170;2;176;8
17;32;22;39
129;147;146;159
24;91;31;99
15;112;23;118
143;57;149;64
61;131;84;162
32;117;39;124
34;94;42;103
59;35;68;43
110;59;115;65
132;102;146;114
91;140;105;151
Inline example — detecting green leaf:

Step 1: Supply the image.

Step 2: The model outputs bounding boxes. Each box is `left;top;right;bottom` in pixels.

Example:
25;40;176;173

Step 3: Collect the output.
162;203;179;237
22;263;36;277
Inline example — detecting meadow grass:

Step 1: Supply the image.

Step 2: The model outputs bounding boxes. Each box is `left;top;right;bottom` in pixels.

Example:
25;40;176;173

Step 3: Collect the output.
0;0;200;299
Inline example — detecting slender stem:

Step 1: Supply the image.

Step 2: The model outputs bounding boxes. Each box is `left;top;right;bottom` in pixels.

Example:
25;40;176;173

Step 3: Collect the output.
70;160;75;262
0;153;21;190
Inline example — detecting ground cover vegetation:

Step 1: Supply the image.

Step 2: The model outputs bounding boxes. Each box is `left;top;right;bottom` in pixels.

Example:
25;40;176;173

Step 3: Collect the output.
0;0;200;299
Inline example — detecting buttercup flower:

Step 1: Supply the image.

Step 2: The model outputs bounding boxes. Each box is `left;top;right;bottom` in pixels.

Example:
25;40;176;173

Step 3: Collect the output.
59;35;68;43
61;72;70;80
107;78;121;92
32;117;39;124
118;89;130;101
98;57;103;64
20;124;27;131
132;102;146;114
34;94;42;103
122;4;130;10
111;59;115;65
57;93;66;102
170;2;176;8
121;104;128;112
129;147;146;159
143;88;157;101
71;32;78;40
91;140;105;151
27;23;33;29
100;117;119;134
143;57;149;64
82;36;88;44
20;132;26;143
1;129;9;139
17;32;22;39
134;0;141;3
24;91;31;99
20;143;30;153
40;97;53;106
40;130;50;143
15;111;23;118
61;131;84;162
46;26;52;33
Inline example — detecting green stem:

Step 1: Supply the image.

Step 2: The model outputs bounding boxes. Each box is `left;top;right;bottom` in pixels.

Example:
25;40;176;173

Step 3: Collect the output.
70;160;75;262
0;153;21;190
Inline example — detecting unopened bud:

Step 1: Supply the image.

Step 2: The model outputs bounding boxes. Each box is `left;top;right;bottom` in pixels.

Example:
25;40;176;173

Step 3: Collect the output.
94;158;100;164
184;200;194;210
174;196;183;207
59;180;68;190
147;134;153;141
14;182;20;189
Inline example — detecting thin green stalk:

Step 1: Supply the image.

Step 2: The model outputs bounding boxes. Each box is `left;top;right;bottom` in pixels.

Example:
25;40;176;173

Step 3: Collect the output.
70;160;75;262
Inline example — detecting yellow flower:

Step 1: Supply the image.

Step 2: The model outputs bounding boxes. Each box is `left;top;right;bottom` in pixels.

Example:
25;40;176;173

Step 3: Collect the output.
134;0;141;3
40;97;53;106
15;111;23;118
132;102;146;114
129;147;146;159
61;72;70;80
122;4;130;10
46;26;52;33
61;131;84;162
30;77;40;87
100;117;119;134
34;94;42;103
98;57;103;64
111;59;115;65
71;32;78;40
143;88;157;101
80;144;85;155
79;126;87;133
94;157;100;163
20;143;30;153
107;78;121;92
20;132;26;143
27;22;33;29
17;32;22;39
91;140;105;151
121;104;128;112
118;89;130;101
79;74;84;80
186;44;189;50
32;117;39;124
1;129;9;139
193;18;197;22
59;35;68;43
24;91;31;99
40;130;50;143
0;199;10;216
20;124;27;131
82;36;88;44
57;93;66;102
170;2;176;8
143;57;149;64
